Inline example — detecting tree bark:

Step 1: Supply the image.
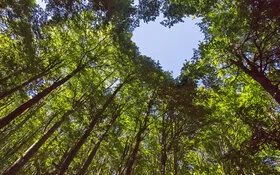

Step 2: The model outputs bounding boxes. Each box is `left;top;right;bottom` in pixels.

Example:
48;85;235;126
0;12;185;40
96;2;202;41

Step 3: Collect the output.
0;64;85;130
125;100;152;175
0;102;44;142
1;126;41;166
78;110;120;175
125;129;143;175
3;110;73;175
173;119;179;175
160;115;167;175
0;68;27;85
232;60;280;104
173;142;178;175
0;62;59;100
57;81;127;175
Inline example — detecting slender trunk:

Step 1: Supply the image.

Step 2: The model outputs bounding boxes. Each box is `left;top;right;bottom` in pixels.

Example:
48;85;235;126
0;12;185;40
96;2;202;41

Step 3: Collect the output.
1;126;40;165
116;138;130;175
232;60;280;104
0;62;58;100
0;65;85;130
161;147;167;175
0;98;14;111
173;120;179;175
160;115;167;175
56;117;100;175
0;101;44;142
161;140;167;175
78;111;120;175
125;130;142;175
173;142;178;175
57;81;127;175
125;101;152;175
3;110;73;175
0;68;28;84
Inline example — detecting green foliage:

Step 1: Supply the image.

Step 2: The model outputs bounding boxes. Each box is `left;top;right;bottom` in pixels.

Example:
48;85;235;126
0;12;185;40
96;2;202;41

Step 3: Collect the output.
1;0;280;174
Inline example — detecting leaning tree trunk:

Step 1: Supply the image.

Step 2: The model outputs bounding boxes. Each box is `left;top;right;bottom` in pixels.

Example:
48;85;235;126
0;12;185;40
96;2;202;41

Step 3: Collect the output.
0;125;41;169
125;100;152;175
2;110;73;175
0;68;28;85
78;109;121;175
232;60;280;104
0;64;86;130
160;122;168;175
0;61;60;100
57;81;127;175
116;138;130;175
0;101;44;142
125;129;143;175
173;141;178;175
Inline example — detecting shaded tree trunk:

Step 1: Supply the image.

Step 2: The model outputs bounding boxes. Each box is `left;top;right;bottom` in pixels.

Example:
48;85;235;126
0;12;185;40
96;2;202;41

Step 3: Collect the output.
0;68;28;85
116;138;130;175
125;100;152;175
232;60;280;104
173;142;178;175
78;109;121;175
0;64;85;130
57;80;127;175
0;100;46;142
125;129;143;175
0;61;59;100
3;110;73;175
173;119;179;175
160;115;167;175
0;126;41;168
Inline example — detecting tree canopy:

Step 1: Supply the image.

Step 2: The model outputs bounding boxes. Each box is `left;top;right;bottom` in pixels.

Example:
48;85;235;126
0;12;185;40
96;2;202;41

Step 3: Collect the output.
1;0;280;174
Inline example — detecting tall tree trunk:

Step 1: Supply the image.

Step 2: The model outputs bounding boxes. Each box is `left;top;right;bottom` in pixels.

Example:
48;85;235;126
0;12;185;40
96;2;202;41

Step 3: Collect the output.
173;142;178;175
0;61;59;100
125;100;152;175
0;101;45;142
125;129;143;175
116;138;130;175
57;81;127;175
232;60;280;104
0;64;85;130
78;110;120;175
160;118;167;175
0;126;41;168
2;110;73;175
173;119;179;175
0;68;28;85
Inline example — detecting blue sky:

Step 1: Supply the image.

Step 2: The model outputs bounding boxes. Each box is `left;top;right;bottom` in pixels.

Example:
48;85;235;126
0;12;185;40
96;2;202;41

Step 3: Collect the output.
132;17;203;77
35;0;203;77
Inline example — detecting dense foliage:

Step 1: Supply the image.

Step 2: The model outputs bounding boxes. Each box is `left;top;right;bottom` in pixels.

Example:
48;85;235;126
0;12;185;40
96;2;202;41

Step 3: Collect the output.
0;0;280;174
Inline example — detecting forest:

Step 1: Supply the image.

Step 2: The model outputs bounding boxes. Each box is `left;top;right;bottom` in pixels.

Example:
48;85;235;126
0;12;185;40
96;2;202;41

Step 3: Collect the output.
0;0;280;174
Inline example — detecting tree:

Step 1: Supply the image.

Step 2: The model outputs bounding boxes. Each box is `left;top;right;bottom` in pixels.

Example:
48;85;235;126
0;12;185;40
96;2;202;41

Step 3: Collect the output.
2;0;280;174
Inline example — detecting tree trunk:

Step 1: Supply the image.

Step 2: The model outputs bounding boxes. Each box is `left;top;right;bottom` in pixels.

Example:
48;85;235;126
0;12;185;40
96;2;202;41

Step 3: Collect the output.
0;68;28;85
160;116;167;175
125;130;142;175
1;126;41;167
173;119;179;175
232;60;280;104
173;142;178;175
2;110;73;175
125;100;152;175
116;138;130;175
78;110;120;175
0;101;45;142
57;81;127;175
0;62;59;100
0;64;85;130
